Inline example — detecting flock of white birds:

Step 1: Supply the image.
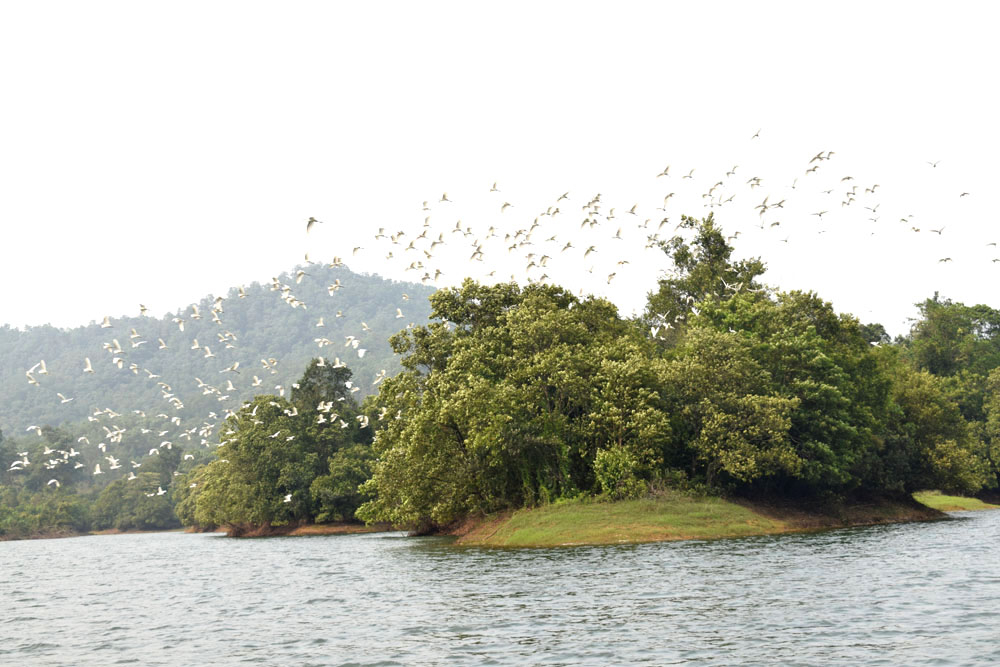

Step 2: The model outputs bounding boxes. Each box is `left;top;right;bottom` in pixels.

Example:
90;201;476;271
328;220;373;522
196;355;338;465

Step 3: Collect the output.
12;131;997;500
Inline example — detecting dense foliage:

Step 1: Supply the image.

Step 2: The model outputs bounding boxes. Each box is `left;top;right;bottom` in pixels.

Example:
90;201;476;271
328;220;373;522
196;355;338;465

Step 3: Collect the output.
186;361;374;533
358;216;1000;531
1;360;375;539
357;281;672;528
4;215;1000;540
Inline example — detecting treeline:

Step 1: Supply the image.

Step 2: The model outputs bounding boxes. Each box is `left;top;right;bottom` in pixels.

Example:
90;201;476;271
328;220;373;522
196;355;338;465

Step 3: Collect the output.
356;216;1000;530
174;362;374;534
1;425;193;538
5;215;1000;539
1;361;373;539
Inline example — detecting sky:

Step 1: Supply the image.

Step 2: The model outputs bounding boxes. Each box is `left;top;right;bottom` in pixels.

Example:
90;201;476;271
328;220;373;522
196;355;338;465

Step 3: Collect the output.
1;1;998;336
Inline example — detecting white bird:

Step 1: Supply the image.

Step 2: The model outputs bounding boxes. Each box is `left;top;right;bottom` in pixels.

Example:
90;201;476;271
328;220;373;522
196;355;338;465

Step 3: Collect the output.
47;479;60;487
93;464;103;475
57;393;74;403
101;316;113;328
283;493;292;503
83;357;94;373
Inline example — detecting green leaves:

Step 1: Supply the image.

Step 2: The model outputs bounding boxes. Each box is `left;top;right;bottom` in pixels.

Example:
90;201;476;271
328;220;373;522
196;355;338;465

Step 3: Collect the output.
360;282;667;529
189;358;375;530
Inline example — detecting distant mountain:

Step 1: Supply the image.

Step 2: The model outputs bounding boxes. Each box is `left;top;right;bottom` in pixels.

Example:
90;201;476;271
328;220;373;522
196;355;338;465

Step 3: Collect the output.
0;264;435;437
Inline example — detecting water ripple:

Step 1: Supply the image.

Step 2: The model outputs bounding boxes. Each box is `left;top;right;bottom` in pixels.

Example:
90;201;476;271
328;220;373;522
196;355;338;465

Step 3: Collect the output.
2;514;1000;664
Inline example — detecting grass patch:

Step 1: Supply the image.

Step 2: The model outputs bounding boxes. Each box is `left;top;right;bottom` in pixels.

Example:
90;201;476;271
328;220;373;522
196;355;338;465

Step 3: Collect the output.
913;490;999;512
457;491;788;547
454;491;946;548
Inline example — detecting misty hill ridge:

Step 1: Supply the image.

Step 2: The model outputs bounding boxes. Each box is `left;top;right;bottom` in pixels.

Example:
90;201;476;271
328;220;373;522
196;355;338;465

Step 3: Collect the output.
0;264;435;435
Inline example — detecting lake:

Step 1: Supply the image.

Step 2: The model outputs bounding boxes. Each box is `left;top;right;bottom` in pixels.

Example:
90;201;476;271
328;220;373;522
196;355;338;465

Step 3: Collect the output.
3;511;998;665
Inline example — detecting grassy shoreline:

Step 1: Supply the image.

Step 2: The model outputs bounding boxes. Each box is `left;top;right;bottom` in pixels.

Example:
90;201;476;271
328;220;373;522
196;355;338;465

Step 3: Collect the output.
912;491;999;512
3;492;995;544
450;491;958;548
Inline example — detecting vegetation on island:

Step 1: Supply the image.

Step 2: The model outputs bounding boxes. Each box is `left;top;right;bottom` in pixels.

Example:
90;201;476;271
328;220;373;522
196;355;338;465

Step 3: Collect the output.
4;214;1000;542
356;215;1000;533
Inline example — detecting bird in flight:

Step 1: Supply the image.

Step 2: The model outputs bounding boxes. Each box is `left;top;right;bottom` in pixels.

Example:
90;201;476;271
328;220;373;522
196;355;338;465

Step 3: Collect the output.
306;217;322;233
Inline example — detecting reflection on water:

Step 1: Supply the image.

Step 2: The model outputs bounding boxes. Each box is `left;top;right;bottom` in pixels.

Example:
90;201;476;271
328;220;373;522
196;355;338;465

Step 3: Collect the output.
2;512;999;665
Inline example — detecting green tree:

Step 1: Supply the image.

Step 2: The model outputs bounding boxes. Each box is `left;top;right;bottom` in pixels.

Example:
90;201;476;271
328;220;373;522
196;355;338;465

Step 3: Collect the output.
693;291;892;494
358;280;671;530
310;444;375;522
660;327;801;490
873;354;985;494
980;368;1000;489
645;213;766;340
91;472;178;531
193;395;311;531
904;294;1000;422
191;358;375;531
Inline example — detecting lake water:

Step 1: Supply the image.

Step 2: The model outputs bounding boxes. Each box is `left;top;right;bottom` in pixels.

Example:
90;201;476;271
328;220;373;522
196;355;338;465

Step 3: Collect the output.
3;511;999;665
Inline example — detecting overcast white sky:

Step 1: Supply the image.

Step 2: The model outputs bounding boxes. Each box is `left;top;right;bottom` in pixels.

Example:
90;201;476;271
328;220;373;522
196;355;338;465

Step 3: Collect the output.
2;1;998;336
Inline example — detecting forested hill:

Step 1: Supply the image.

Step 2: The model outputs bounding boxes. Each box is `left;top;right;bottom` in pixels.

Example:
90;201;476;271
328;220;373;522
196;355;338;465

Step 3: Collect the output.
0;264;435;435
